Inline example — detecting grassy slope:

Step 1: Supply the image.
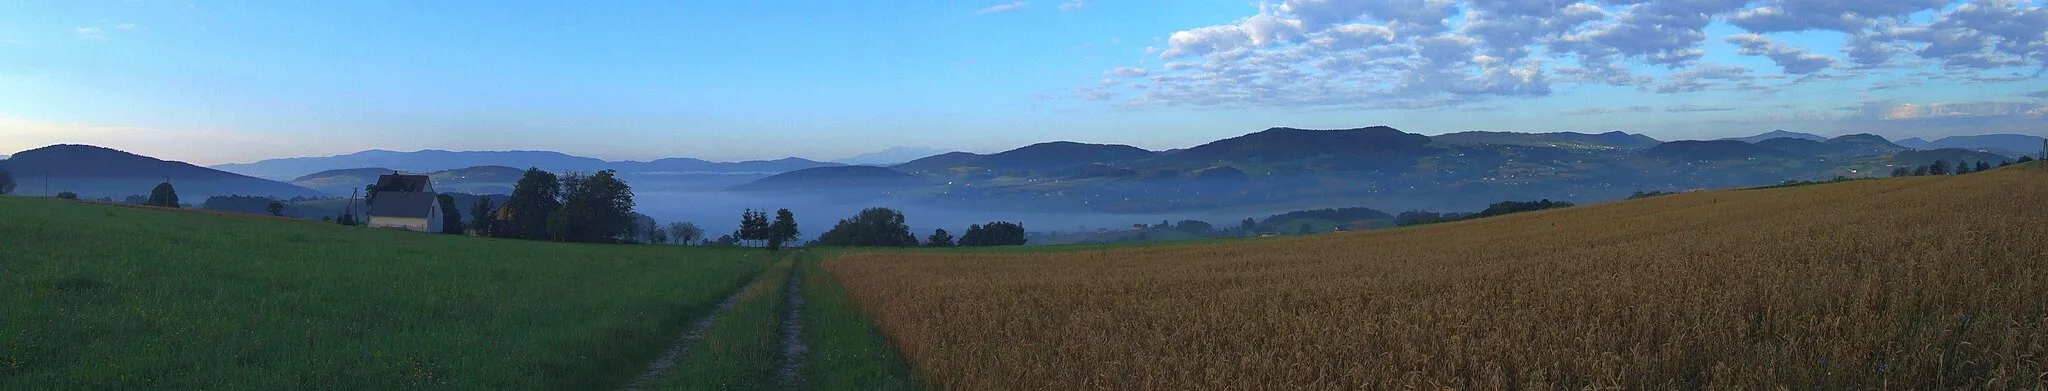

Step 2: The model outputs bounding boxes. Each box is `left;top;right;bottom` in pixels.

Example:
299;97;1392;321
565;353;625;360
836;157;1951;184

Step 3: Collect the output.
0;197;767;390
651;257;793;390
826;166;2048;389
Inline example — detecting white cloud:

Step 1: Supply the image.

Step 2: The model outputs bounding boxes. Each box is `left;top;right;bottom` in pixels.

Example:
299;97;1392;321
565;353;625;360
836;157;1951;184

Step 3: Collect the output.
76;27;107;41
1109;67;1148;77
1094;0;2045;109
115;23;137;30
976;1;1029;15
1726;34;1837;74
1058;0;1090;12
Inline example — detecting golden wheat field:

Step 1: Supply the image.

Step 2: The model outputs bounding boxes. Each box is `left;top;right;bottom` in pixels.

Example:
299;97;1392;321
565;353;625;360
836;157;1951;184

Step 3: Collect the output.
826;166;2048;390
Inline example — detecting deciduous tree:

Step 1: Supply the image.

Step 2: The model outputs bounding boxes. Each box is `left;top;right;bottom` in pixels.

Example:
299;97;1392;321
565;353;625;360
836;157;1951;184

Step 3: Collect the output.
147;182;180;208
504;168;562;240
814;207;918;247
960;221;1027;246
0;167;14;195
669;221;704;245
436;194;463;234
559;170;636;243
926;228;955;247
468;197;496;236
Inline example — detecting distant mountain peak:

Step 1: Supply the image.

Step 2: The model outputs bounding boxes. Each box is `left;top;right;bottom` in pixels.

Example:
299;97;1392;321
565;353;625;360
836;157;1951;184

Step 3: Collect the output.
1263;125;1405;134
1725;130;1827;143
833;146;952;166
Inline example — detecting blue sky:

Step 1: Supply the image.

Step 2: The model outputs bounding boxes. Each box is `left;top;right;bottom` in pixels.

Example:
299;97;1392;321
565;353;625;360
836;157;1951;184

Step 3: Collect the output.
1;0;2044;165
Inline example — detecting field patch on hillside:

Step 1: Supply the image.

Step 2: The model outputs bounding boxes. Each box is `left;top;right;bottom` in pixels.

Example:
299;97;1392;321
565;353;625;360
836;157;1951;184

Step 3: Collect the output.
827;167;2048;389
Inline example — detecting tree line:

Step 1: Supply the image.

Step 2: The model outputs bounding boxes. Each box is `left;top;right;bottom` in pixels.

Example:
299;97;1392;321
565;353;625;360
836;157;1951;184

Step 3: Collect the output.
1394;199;1577;227
467;168;641;243
798;207;1027;248
1890;158;2027;177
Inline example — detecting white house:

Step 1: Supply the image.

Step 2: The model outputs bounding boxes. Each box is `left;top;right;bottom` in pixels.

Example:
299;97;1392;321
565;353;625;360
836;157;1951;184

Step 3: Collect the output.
366;173;442;232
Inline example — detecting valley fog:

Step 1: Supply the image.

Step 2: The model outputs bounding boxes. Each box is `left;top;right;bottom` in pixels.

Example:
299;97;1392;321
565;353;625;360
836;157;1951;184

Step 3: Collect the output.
633;189;1261;243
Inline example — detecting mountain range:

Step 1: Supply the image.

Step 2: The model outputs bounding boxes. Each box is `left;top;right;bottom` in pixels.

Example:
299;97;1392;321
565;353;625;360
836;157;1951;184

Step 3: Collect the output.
751;127;2038;214
7;128;2040;215
1895;134;2045;157
832;146;954;166
290;165;529;196
211;149;844;181
1720;130;1828;143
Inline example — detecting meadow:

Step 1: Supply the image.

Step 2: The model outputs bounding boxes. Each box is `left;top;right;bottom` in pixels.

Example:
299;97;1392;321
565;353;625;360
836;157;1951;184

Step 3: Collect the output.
825;165;2048;389
0;197;769;389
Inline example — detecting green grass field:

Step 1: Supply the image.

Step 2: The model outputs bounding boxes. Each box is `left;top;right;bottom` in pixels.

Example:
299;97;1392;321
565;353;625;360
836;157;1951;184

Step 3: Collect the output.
0;197;771;389
798;254;920;390
650;258;793;390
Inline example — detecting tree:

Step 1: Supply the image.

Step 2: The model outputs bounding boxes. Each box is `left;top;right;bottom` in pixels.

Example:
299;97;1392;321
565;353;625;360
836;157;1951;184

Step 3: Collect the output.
363;184;380;206
468;197;496;236
147;182;180;208
266;200;285;216
763;209;800;251
1912;165;1929;176
1928;160;1950;175
503;168;563;240
738;209;769;247
642;219;666;244
1239;218;1257;235
2000;160;2013;167
959;221;1027;246
1955;161;1973;174
0;167;14;195
813;207;919;247
2021;155;2037;163
546;205;570;242
1298;223;1312;235
669;222;704;245
1175;220;1213;235
55;191;78;200
926;228;955;247
436;194;463;234
1890;167;1911;177
1977;161;1992;172
711;234;741;247
558;170;637;243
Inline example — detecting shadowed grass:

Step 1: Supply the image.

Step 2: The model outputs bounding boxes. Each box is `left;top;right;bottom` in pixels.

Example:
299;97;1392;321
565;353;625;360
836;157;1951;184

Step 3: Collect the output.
0;196;767;390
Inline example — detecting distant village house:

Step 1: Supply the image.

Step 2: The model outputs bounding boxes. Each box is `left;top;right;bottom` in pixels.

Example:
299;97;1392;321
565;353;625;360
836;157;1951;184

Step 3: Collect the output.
365;173;443;232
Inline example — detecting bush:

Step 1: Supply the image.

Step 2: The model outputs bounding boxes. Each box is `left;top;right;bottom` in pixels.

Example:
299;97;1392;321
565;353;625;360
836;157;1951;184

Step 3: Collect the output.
55;191;79;200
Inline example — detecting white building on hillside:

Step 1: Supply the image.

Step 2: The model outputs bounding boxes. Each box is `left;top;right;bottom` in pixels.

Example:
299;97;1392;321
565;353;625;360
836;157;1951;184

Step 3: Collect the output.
366;173;442;232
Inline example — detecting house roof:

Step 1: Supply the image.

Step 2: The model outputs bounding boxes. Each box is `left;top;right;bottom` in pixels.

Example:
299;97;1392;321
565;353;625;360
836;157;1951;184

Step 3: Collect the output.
373;174;432;193
368;191;437;218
